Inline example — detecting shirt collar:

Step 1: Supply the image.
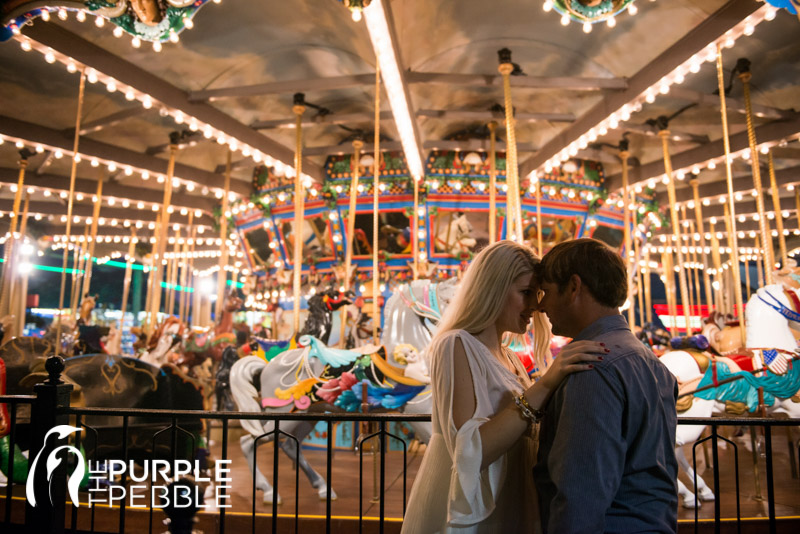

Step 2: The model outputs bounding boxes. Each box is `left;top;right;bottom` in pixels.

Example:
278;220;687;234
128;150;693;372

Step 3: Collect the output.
573;313;628;341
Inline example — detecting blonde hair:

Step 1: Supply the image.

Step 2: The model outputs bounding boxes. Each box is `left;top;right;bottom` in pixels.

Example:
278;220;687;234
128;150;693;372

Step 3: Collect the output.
434;240;551;371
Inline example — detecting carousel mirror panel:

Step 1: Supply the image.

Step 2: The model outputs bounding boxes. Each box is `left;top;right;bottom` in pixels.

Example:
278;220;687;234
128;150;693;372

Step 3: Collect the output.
431;209;487;258
349;212;413;257
523;216;580;254
279;215;335;263
242;227;276;270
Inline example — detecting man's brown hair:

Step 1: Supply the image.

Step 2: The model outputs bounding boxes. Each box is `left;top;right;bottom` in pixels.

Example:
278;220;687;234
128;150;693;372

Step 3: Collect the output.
536;238;627;308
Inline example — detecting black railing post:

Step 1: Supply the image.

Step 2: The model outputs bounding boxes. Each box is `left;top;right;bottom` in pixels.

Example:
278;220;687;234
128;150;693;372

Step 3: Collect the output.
25;355;73;533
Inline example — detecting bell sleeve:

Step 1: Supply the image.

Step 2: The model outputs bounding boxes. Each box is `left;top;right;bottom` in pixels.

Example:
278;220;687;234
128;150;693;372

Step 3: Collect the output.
429;331;507;526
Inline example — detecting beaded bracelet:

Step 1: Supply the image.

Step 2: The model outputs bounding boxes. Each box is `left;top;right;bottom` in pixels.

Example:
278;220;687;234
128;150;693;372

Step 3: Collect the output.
514;394;545;423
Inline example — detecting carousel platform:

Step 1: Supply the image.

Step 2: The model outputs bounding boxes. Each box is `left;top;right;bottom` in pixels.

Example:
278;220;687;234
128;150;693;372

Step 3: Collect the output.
1;424;799;533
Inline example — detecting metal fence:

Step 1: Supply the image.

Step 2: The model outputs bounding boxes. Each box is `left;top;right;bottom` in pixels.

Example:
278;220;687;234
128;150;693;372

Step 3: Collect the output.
1;362;799;534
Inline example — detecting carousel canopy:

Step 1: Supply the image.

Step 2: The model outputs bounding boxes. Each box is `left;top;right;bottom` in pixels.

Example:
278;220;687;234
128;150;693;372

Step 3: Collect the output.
0;0;798;272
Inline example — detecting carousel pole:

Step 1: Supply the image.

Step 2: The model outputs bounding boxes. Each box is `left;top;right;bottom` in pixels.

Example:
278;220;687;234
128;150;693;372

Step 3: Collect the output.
179;212;195;324
634;234;645;328
167;230;181;316
644;246;652;324
768;152;788;268
709;221;725;314
216;150;233;324
715;46;746;346
81;176;104;298
796;189;800;234
744;249;751;299
662;249;677;337
755;236;764;289
70;226;90;318
0;151;30;320
737;60;774;283
412;163;420;280
690;179;715;311
722;203;745;342
371;68;381;345
55;69;87;348
498;49;523;243
149;141;178;335
119;229;136;342
340;139;362;346
291;94;307;335
621;142;634;327
682;215;697;324
10;193;31;337
144;213;161;333
658;128;693;336
687;221;702;319
488;122;498;245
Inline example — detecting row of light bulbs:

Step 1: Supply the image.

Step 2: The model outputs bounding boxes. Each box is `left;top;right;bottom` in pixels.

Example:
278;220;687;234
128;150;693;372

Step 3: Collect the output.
658;226;800;243
0;135;228;212
533;3;780;182
12;27;307;190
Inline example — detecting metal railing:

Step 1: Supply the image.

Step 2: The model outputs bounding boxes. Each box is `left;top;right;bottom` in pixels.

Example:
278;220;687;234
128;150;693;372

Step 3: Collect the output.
2;361;799;534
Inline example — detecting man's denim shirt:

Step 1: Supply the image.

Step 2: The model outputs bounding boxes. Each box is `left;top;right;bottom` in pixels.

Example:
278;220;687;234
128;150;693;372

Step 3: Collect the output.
533;314;679;533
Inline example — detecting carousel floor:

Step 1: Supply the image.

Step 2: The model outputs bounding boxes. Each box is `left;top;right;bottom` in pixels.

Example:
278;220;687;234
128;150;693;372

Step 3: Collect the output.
2;424;799;533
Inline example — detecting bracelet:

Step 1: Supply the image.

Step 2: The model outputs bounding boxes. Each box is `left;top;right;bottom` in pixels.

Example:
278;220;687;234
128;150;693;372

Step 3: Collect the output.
514;394;545;423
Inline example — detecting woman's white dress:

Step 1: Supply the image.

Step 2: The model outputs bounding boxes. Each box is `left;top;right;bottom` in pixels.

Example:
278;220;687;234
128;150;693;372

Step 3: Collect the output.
401;330;540;534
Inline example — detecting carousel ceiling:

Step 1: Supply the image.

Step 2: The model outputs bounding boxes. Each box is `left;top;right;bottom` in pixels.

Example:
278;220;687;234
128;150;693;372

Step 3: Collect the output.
0;0;798;269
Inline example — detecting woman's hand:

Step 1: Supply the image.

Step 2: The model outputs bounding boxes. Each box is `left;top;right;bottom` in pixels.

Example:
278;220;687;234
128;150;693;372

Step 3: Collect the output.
526;341;607;400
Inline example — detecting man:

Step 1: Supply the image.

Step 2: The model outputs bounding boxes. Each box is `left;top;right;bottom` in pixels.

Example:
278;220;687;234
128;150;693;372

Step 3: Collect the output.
533;238;678;533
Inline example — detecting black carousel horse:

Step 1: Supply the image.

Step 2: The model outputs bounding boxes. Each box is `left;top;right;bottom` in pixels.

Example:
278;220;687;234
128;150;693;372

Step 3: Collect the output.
214;345;239;412
301;286;355;344
0;337;206;464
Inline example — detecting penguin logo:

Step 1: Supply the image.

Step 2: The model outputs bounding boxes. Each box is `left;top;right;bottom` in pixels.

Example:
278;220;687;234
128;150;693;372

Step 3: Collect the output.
25;425;85;508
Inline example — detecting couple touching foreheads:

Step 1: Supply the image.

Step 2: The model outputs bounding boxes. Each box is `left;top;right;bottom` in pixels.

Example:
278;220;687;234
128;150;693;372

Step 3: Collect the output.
402;239;679;534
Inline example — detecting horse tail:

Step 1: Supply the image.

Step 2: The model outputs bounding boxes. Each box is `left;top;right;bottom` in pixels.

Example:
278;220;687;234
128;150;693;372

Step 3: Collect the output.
230;356;268;437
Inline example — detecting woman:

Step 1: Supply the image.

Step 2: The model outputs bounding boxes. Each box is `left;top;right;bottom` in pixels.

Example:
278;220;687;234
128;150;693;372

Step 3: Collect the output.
401;241;606;533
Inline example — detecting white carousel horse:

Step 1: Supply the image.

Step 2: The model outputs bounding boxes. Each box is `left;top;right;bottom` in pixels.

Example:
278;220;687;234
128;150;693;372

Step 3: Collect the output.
434;212;476;256
381;277;459;361
229;281;454;505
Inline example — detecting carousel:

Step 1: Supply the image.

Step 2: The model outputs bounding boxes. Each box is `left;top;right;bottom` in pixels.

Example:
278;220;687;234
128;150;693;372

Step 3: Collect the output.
0;0;799;532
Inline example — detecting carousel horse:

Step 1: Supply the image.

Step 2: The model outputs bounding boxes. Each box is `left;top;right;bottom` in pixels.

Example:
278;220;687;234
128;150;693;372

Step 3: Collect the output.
0;341;210;483
178;292;243;370
660;332;800;508
228;287;355;504
434;212;476;256
381;277;459;360
214;345;239;412
139;316;186;367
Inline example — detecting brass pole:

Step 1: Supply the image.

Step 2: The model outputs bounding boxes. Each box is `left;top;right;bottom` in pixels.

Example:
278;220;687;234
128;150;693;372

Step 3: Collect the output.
709;220;725;314
292;96;307;335
149;144;178;335
690;180;715;312
488;121;498;245
644;246;652;324
55;70;87;349
179;212;194;324
716;47;746;346
744;252;751;299
659;130;693;335
498;49;523;242
621;147;634;327
689;224;703;318
755;235;764;289
340;140;363;346
768;152;788;268
119;229;136;346
634;233;645;328
0;154;29;318
167;230;181;316
217;150;233;322
81;177;103;298
738;65;774;283
662;249;677;337
371;68;381;345
412;170;420;280
70;226;90;319
9;193;31;337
